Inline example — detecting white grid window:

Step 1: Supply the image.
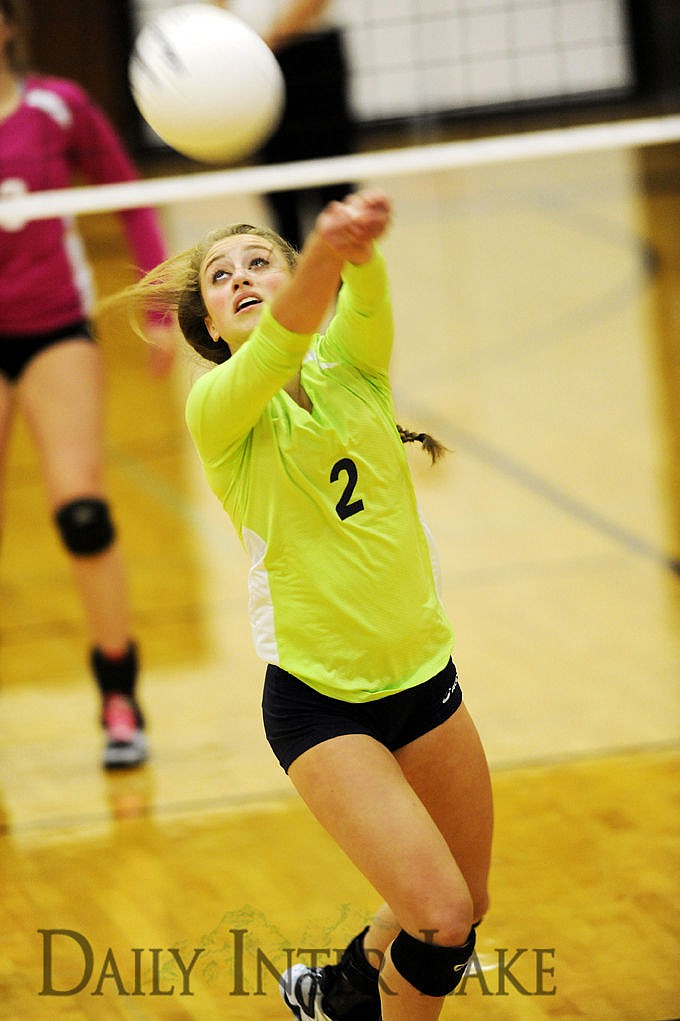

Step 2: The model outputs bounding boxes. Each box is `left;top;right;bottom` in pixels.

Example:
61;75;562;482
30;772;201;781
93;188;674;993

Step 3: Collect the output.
130;0;634;124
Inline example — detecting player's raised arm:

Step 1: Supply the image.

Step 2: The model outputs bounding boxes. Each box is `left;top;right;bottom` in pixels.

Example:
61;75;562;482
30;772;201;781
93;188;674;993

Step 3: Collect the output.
269;190;392;335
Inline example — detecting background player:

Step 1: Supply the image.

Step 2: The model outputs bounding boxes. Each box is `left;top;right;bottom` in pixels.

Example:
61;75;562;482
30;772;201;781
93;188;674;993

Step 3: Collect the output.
0;0;175;768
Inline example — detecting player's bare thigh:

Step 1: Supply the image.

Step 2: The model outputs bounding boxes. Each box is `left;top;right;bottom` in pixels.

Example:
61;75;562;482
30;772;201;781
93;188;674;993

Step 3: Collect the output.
18;338;107;507
289;732;475;943
395;702;493;921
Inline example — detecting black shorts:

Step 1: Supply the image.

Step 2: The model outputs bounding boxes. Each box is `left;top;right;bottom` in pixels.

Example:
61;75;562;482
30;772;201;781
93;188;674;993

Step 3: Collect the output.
262;658;462;773
0;320;94;383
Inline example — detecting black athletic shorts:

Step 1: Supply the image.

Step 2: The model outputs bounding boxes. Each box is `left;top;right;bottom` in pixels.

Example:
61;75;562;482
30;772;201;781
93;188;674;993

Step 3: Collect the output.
0;319;94;383
262;658;462;773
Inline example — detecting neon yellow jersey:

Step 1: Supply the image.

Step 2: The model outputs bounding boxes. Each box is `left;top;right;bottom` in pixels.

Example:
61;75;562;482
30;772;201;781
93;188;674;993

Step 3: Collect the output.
185;248;454;701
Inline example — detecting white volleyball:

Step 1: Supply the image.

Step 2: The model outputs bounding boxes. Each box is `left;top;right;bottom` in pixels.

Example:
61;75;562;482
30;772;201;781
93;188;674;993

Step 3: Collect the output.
129;3;284;164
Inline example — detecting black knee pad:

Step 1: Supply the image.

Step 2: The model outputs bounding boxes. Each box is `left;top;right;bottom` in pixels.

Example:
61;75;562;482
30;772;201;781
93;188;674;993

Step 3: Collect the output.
390;926;476;997
54;498;115;556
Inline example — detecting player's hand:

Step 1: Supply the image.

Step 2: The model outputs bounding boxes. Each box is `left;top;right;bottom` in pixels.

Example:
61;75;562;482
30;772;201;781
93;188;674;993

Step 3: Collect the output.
316;190;392;264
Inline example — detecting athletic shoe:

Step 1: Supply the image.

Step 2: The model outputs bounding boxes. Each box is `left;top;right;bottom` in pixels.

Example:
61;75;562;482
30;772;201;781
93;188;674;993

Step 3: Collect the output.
101;693;148;769
280;964;335;1021
280;931;382;1021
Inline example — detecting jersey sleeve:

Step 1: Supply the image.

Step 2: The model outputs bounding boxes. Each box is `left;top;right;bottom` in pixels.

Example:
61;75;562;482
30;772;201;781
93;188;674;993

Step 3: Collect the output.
185;306;314;465
321;245;393;377
59;80;168;274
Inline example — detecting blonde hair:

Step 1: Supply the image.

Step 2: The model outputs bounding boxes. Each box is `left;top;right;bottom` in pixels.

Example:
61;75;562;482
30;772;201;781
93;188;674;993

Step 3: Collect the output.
102;223;298;365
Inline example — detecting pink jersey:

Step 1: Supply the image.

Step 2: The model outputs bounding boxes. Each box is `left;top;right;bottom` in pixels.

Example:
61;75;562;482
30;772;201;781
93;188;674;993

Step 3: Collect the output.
0;74;167;335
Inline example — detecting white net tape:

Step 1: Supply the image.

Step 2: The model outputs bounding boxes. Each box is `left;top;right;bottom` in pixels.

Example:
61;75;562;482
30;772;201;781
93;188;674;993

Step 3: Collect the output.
2;114;680;227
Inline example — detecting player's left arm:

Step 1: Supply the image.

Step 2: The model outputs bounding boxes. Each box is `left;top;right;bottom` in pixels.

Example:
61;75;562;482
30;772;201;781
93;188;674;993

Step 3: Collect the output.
65;81;167;274
326;246;393;377
315;190;394;376
270;189;392;368
65;82;175;369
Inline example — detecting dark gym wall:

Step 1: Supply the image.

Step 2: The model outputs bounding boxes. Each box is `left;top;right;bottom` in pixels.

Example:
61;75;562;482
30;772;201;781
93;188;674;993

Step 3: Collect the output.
25;0;137;146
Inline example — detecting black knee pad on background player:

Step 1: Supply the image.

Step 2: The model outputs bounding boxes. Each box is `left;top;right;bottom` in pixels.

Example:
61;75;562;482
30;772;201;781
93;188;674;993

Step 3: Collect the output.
54;498;115;556
390;926;476;996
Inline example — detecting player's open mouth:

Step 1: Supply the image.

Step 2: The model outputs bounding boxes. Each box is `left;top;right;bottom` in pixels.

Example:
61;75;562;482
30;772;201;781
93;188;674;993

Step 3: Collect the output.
234;295;261;313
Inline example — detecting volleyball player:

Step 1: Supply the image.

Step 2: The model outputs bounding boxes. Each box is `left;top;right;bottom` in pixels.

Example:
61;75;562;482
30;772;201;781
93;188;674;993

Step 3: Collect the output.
112;189;493;1020
0;0;175;768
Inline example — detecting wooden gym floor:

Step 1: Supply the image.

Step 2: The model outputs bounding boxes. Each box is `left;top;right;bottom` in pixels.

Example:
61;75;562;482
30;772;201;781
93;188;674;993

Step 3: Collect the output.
1;137;679;1019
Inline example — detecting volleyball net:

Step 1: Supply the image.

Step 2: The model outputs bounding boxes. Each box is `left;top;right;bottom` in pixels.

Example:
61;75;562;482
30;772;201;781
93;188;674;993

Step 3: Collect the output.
1;113;680;228
134;0;637;131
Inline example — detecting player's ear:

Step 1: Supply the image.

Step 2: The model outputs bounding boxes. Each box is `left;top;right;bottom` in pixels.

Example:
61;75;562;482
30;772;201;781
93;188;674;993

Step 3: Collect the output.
204;314;220;342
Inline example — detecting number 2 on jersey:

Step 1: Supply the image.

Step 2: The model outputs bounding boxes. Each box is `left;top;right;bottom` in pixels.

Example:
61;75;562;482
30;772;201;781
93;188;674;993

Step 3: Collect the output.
330;458;365;521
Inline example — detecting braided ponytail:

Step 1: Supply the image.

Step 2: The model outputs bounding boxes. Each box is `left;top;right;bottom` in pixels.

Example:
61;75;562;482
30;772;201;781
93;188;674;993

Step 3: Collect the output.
397;424;448;464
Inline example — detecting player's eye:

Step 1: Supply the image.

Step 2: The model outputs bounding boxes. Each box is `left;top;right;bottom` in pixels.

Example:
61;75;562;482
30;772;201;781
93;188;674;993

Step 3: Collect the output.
212;267;231;282
250;256;270;269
